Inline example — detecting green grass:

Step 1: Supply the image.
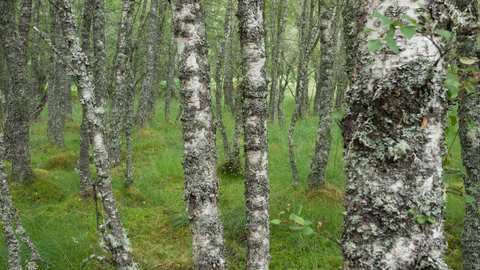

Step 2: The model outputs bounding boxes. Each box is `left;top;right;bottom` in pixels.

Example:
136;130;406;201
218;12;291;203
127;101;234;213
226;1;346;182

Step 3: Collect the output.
0;92;466;269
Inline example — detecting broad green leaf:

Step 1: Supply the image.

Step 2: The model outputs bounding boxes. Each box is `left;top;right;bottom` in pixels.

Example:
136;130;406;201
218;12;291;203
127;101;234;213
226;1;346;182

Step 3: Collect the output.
270;219;282;225
449;115;457;126
279;211;285;215
392;21;401;27
332;109;344;121
468;117;477;129
401;14;416;23
445;78;460;98
303;226;314;236
303;220;313;226
289;225;304;231
443;158;450;168
380;15;394;26
436;30;451;41
358;28;375;36
368;39;382;52
464;194;476;203
294;215;305;225
466;187;479;194
417;3;428;10
385;37;399;53
408;209;416;215
289;213;298;221
400;27;416;39
372;11;382;18
460;166;468;176
460;57;476;65
417;216;427;224
386;28;396;38
427;218;436;224
325;128;332;141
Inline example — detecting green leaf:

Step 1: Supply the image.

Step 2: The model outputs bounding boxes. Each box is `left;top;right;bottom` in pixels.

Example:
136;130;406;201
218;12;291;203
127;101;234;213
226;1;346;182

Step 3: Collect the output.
449;115;457;126
278;211;285;215
368;39;383;52
460;166;468;176
436;30;451;42
427;218;436;224
417;216;427;224
445;78;460;98
303;220;313;226
401;14;416;23
332;109;344;121
385;37;399;53
464;194;476;203
468;117;477;130
386;28;396;38
325;128;332;141
270;219;282;225
294;215;305;225
400;27;416;39
408;209;416;215
289;213;298;221
372;11;382;18
466;187;479;194
443;158;450;168
417;3;428;10
289;225;304;231
459;57;476;65
358;28;375;36
303;226;314;236
380;15;394;26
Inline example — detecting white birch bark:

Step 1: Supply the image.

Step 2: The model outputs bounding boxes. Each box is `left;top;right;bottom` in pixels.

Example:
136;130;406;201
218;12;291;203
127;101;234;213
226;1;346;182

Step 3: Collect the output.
171;0;228;268
341;0;450;268
237;0;271;268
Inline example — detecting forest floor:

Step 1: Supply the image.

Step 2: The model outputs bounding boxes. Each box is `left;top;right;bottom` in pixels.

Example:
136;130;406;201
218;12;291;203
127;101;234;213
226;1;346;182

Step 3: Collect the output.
0;93;465;269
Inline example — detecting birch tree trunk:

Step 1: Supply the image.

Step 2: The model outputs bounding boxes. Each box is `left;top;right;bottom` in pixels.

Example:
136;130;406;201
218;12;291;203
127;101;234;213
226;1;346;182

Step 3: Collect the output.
165;21;176;121
47;5;57;140
136;0;158;129
109;0;135;167
29;0;41;116
0;0;34;181
45;0;138;267
454;1;480;268
171;0;228;268
308;5;338;190
237;0;271;268
341;0;449;268
93;0;108;134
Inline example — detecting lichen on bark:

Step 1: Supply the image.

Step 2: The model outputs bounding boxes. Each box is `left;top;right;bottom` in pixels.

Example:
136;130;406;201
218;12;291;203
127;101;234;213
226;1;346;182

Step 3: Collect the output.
172;0;228;268
341;0;450;268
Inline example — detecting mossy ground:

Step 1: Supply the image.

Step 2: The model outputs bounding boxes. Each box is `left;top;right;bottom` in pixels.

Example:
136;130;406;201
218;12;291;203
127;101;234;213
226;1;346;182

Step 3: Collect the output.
0;93;465;269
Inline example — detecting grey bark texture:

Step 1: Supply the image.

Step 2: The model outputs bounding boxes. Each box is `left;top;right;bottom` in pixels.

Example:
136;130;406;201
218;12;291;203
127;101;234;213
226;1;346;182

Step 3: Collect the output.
268;0;289;124
136;0;158;129
0;0;34;181
454;0;480;268
79;0;94;192
29;0;42;117
0;133;41;270
237;0;271;268
93;0;108;134
308;5;339;190
44;0;138;267
229;77;243;174
165;22;175;121
47;4;57;140
341;0;449;268
109;0;135;167
288;93;300;189
222;25;235;112
171;0;228;268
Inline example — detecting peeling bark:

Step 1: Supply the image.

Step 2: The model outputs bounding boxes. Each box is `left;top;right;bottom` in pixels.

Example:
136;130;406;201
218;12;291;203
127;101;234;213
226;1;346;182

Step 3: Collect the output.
341;0;449;268
44;0;138;267
171;0;228;268
0;0;34;181
136;0;158;129
237;0;271;268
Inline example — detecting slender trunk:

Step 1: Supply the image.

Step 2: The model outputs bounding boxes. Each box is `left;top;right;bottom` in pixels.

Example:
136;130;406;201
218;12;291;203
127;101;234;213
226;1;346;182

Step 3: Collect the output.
165;17;178;121
454;1;480;268
334;32;347;110
223;23;235;111
124;65;135;187
278;57;292;127
237;0;271;268
0;0;34;181
93;0;108;135
136;0;158;129
341;0;449;268
79;0;94;192
229;83;243;172
172;0;228;268
289;95;300;189
47;5;57;140
308;5;338;189
269;0;289;124
29;0;41;117
43;1;138;267
109;0;135;167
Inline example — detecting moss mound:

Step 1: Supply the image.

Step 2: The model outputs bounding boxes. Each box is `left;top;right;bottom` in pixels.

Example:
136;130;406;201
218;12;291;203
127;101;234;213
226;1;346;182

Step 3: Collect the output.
306;184;343;204
65;120;81;133
111;163;126;178
42;152;77;171
113;186;150;207
10;170;63;205
218;158;244;177
136;126;155;140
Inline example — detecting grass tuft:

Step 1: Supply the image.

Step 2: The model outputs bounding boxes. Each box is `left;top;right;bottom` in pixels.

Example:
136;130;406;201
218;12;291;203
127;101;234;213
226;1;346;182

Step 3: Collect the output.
42;152;77;171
